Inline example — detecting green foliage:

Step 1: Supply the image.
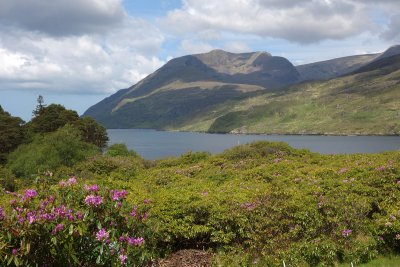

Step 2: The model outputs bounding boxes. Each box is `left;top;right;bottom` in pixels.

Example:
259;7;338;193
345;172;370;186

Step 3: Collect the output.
28;104;80;134
0;106;26;164
7;125;99;179
28;102;108;148
75;117;109;149
106;144;139;158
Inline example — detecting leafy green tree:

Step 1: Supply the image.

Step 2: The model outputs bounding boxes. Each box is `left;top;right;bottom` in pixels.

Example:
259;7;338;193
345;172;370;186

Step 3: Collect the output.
7;125;99;179
28;103;80;134
27;99;108;148
74;117;109;148
0;106;26;164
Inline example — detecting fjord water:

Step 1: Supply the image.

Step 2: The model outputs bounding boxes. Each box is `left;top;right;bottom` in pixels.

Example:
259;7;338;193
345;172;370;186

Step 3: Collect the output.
107;129;400;159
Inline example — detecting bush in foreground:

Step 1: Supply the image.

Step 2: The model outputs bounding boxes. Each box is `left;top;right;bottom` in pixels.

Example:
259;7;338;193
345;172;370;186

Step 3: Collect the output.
0;176;151;266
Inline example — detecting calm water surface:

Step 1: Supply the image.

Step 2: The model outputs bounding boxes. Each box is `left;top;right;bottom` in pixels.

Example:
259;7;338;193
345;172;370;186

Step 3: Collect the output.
107;129;400;160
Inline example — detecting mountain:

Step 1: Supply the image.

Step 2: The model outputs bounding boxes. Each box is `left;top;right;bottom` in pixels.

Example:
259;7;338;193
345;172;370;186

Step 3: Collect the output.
84;46;400;134
84;50;301;129
296;54;378;81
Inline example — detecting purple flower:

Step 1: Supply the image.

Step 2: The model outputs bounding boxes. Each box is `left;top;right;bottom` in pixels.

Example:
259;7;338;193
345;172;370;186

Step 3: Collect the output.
119;236;125;242
95;228;109;242
75;211;84;220
0;207;5;220
119;254;128;265
111;190;127;201
342;229;352;237
24;189;37;199
126;237;145;246
12;248;18;255
129;207;137;217
52;224;64;235
41;213;56;221
143;198;152;204
26;211;36;224
59;180;67;187
375;166;386;171
84;184;100;192
67;177;77;185
85;195;103;207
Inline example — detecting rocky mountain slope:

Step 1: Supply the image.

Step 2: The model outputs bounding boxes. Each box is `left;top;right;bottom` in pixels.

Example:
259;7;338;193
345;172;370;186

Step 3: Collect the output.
84;46;400;134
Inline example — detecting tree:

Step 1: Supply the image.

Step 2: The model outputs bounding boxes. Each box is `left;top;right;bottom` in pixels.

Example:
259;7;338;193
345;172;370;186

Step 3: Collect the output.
28;104;80;134
32;95;46;117
74;117;109;148
0;106;26;164
27;103;108;148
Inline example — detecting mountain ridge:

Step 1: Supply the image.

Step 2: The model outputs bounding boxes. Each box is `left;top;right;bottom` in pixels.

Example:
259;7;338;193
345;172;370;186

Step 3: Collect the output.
84;45;400;134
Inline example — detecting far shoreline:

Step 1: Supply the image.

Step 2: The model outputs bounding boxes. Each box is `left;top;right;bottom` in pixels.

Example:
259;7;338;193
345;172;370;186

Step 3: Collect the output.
106;128;400;137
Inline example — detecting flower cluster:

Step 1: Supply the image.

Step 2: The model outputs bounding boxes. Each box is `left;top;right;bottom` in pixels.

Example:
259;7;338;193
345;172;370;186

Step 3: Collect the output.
342;229;352;237
24;189;37;200
111;190;127;201
85;195;103;207
84;184;100;192
59;177;78;187
96;228;109;242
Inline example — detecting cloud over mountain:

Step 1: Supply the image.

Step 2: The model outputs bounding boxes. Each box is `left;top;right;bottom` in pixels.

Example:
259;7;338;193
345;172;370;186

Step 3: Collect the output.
163;0;397;44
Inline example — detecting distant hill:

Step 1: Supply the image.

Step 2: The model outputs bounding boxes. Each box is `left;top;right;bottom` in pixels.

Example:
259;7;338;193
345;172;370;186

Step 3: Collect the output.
84;45;400;134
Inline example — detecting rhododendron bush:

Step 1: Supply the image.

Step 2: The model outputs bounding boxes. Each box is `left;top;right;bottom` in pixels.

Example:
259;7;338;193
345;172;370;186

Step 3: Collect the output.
0;177;150;266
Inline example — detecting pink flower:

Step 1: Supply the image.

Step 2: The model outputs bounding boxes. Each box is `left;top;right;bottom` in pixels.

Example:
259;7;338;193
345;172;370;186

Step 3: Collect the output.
342;229;352;237
111;190;127;201
129;207;137;217
126;237;145;246
52;224;64;235
26;211;36;224
24;189;37;199
12;249;18;255
75;211;84;220
95;228;109;242
85;195;103;207
84;184;100;192
67;177;77;185
119;254;128;265
143;198;152;204
0;207;5;220
59;180;67;187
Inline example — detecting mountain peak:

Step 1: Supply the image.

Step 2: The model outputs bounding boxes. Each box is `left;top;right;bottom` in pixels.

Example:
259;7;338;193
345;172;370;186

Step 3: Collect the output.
194;49;273;75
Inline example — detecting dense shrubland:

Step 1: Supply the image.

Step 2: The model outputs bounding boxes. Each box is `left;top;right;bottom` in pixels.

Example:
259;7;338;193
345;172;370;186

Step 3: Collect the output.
1;139;399;266
0;101;399;266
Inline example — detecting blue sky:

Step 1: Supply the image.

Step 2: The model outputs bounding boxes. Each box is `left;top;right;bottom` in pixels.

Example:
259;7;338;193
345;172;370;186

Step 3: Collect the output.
0;0;399;121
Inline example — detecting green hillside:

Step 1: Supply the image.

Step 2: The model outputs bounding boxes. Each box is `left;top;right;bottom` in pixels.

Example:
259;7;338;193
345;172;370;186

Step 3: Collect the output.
177;55;400;135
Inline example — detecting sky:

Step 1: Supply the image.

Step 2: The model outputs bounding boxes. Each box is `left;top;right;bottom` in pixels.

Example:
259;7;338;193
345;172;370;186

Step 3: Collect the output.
0;0;399;121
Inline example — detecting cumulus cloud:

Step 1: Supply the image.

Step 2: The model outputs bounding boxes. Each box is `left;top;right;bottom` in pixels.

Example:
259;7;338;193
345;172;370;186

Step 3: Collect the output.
0;18;165;94
0;0;125;36
163;0;398;44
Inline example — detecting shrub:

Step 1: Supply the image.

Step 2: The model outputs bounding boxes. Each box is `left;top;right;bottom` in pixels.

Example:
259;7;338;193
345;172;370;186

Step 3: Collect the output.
7;125;99;179
0;177;151;266
106;144;140;158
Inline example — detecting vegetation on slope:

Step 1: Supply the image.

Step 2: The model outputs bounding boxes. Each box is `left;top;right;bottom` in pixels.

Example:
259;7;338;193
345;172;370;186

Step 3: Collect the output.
183;56;400;135
1;140;399;266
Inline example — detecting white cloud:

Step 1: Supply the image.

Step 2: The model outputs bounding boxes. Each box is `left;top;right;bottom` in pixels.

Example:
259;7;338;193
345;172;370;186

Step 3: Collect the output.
163;0;399;44
0;18;165;94
178;39;215;55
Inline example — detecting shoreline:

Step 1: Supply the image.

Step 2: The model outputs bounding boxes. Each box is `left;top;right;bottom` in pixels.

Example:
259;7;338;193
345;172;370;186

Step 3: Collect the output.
106;128;400;137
